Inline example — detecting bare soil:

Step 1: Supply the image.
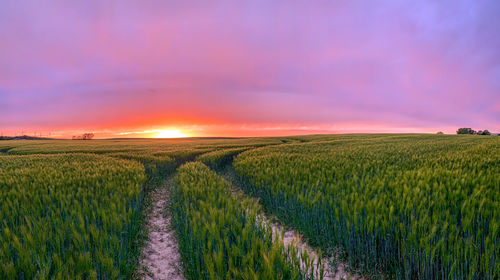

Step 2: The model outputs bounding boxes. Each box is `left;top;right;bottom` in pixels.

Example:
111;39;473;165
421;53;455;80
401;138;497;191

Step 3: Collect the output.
140;176;184;280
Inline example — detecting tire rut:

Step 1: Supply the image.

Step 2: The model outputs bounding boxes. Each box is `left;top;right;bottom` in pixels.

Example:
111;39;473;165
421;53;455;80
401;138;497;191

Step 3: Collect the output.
140;175;184;280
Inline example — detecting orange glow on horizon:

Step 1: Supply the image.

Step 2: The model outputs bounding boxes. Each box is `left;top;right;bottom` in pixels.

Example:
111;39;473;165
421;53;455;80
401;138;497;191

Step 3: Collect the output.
0;123;470;139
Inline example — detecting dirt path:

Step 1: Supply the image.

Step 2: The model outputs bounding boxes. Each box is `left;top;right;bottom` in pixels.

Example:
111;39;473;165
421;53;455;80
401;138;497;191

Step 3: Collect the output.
140;176;184;280
220;168;364;280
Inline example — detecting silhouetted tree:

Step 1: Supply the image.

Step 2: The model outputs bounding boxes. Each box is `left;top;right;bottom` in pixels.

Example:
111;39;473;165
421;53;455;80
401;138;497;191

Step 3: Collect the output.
477;130;491;135
82;133;94;140
457;128;475;134
437;131;444;135
72;133;94;140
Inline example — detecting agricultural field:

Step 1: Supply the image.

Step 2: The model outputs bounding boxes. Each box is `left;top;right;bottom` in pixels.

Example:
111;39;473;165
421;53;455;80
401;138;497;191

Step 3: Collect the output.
0;134;498;279
234;135;500;279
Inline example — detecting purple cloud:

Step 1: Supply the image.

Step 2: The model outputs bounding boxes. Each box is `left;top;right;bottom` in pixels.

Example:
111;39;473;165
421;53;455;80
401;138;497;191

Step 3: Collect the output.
0;0;499;136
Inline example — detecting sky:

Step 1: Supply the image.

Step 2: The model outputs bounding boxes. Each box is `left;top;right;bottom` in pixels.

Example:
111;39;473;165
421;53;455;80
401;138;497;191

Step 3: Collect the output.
1;0;499;138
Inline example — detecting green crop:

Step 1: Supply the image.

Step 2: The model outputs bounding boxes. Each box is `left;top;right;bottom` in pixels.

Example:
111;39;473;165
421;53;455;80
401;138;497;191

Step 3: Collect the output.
196;147;251;170
0;138;284;156
172;162;318;279
0;137;300;279
233;134;500;279
1;134;497;279
0;154;146;279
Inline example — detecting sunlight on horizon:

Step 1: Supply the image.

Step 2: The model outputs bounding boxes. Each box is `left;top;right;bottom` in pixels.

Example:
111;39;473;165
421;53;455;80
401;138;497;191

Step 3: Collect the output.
154;129;188;138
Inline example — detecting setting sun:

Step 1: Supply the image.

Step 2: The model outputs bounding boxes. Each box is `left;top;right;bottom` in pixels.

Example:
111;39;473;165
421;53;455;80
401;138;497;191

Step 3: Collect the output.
154;129;188;138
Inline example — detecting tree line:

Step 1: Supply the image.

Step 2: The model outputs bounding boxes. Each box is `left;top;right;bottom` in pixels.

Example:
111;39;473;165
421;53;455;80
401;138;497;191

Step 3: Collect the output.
456;128;492;135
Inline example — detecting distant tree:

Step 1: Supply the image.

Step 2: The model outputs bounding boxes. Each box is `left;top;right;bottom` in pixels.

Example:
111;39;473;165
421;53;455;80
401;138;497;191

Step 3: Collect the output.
72;133;94;140
437;131;444;135
477;130;491;135
82;133;94;140
457;128;475;134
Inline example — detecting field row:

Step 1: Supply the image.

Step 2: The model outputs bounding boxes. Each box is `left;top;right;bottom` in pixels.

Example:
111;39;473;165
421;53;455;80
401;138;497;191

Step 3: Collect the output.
172;162;319;279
